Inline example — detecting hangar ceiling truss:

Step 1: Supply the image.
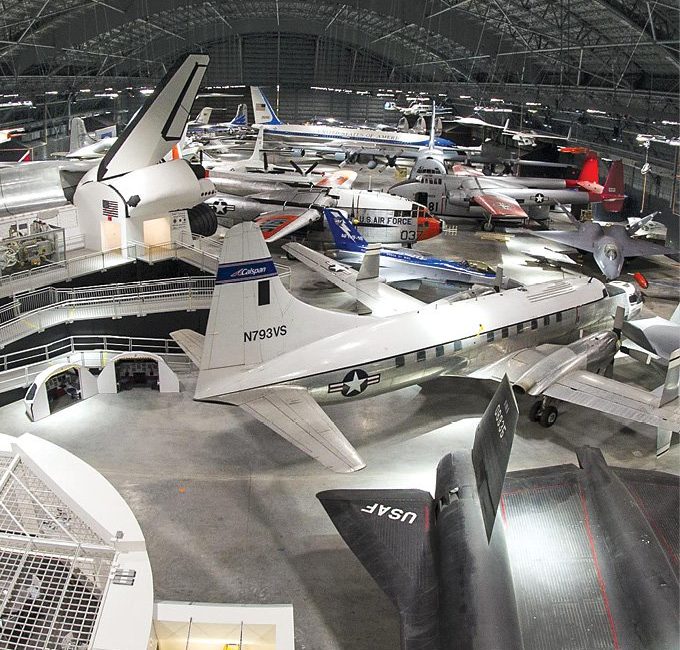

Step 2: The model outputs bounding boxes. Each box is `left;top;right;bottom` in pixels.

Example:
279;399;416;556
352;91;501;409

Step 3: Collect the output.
0;0;675;93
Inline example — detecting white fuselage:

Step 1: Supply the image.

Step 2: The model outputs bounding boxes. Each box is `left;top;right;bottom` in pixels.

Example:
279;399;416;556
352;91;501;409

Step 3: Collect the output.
262;123;453;150
196;277;613;404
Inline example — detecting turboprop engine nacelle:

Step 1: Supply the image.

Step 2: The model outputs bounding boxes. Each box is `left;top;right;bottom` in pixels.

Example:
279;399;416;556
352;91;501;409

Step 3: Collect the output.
74;159;215;221
514;332;618;396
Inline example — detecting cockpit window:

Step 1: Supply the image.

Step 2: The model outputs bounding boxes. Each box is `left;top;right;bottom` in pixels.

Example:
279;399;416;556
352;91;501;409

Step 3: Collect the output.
604;244;618;260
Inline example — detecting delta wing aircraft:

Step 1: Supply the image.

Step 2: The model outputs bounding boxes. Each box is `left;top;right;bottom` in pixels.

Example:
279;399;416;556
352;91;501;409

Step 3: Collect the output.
390;155;625;230
319;381;679;650
171;222;680;472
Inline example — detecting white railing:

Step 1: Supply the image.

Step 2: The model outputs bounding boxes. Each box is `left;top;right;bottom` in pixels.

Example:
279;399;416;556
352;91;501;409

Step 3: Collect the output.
0;237;291;297
0;246;134;298
0;277;214;349
0;334;191;394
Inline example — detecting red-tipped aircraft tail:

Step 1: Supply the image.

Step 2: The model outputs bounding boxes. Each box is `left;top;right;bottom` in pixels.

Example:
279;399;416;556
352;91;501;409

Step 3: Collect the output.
601;159;625;212
578;151;599;184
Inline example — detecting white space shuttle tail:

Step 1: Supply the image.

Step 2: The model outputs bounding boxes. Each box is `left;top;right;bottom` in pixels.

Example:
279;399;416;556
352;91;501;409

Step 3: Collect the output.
97;53;209;181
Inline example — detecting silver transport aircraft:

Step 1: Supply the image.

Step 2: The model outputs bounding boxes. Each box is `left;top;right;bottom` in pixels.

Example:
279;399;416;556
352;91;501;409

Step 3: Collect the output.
171;222;680;472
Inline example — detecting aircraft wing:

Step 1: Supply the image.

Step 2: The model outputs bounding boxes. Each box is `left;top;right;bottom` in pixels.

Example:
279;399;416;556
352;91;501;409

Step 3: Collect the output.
256;208;321;241
471;346;680;435
620;236;676;258
283;242;424;316
170;329;205;367
533;229;597;253
470;193;528;219
231;386;365;473
541;371;680;432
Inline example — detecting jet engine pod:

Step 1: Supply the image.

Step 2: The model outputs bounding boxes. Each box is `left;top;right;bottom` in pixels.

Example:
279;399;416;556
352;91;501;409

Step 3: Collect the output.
367;159;378;170
334;152;348;163
74;159;215;222
289;148;305;158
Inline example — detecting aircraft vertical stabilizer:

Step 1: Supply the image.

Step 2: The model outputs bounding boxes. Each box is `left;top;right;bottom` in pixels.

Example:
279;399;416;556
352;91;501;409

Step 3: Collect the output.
231;103;248;126
578;151;600;184
317;488;440;648
198;222;367;373
69;118;90;153
194;107;213;125
324;208;367;252
97;53;209;180
602;159;625;212
471;375;519;540
250;87;282;125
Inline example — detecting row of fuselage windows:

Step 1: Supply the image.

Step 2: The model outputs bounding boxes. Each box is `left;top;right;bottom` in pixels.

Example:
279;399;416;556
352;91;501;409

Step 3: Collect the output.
394;310;566;368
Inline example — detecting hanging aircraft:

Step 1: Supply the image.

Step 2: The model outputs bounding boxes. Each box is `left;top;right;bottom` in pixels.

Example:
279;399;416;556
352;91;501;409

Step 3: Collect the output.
531;210;677;280
390;155;626;230
205;184;442;245
318;381;679;649
170;221;680;472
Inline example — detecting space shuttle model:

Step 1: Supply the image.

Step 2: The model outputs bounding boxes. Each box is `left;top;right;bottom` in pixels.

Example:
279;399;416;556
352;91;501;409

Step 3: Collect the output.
73;53;218;247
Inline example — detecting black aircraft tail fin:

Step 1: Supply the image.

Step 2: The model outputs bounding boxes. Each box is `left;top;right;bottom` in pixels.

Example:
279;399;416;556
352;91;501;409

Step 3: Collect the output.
317;489;439;649
472;375;519;540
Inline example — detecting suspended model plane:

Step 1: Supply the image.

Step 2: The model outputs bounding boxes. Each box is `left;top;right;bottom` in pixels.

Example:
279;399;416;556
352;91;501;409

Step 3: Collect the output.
170;221;680;472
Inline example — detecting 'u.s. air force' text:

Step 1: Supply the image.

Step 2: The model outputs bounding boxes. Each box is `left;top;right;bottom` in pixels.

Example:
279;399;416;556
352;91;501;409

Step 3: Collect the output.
243;326;288;342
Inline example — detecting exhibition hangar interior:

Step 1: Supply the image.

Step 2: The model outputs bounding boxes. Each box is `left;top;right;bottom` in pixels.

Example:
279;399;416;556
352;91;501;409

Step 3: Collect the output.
0;2;678;649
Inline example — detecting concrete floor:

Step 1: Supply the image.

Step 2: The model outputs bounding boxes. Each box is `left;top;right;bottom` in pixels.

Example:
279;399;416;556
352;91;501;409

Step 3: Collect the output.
0;181;678;648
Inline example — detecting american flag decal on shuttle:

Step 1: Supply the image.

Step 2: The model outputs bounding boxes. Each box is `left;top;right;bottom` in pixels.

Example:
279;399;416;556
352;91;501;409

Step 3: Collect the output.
102;199;118;220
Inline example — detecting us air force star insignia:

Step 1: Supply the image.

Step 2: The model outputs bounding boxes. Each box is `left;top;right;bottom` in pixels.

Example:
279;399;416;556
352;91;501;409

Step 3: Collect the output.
534;193;545;204
328;369;381;396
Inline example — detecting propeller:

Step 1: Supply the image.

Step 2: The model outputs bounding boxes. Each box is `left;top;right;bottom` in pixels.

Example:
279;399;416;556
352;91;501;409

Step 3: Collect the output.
290;160;303;175
263;152;269;171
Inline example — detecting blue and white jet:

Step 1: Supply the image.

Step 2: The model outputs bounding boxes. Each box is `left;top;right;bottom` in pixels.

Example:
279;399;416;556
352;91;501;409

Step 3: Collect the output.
322;207;498;287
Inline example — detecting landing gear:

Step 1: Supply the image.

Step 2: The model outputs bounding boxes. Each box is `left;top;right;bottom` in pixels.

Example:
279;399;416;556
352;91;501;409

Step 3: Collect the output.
529;398;559;428
540;405;558;427
482;220;495;232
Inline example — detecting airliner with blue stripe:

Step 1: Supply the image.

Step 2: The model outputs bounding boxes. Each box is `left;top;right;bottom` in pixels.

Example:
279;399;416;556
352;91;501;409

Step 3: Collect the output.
323;208;497;287
251;87;458;152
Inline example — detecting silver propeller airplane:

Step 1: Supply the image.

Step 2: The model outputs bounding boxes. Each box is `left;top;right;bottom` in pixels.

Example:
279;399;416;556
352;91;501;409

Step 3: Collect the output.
171;223;680;472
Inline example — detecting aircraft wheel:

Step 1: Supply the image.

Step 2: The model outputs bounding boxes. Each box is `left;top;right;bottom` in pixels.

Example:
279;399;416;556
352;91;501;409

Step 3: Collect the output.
529;400;542;422
540;405;558;428
188;203;218;237
482;220;495;232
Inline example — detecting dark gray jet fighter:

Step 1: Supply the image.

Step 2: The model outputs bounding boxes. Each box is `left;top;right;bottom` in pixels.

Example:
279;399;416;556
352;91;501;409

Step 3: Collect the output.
318;378;679;650
533;211;676;280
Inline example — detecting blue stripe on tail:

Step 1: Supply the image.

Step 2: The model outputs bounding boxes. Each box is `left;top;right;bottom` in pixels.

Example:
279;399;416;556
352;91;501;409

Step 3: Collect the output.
216;258;277;284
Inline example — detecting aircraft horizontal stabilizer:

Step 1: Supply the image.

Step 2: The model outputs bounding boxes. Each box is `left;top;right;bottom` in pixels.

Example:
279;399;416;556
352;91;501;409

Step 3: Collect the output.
231;386;365;473
256;208;320;241
472;194;528;219
317;488;439;645
282;242;424;316
170;329;205;368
